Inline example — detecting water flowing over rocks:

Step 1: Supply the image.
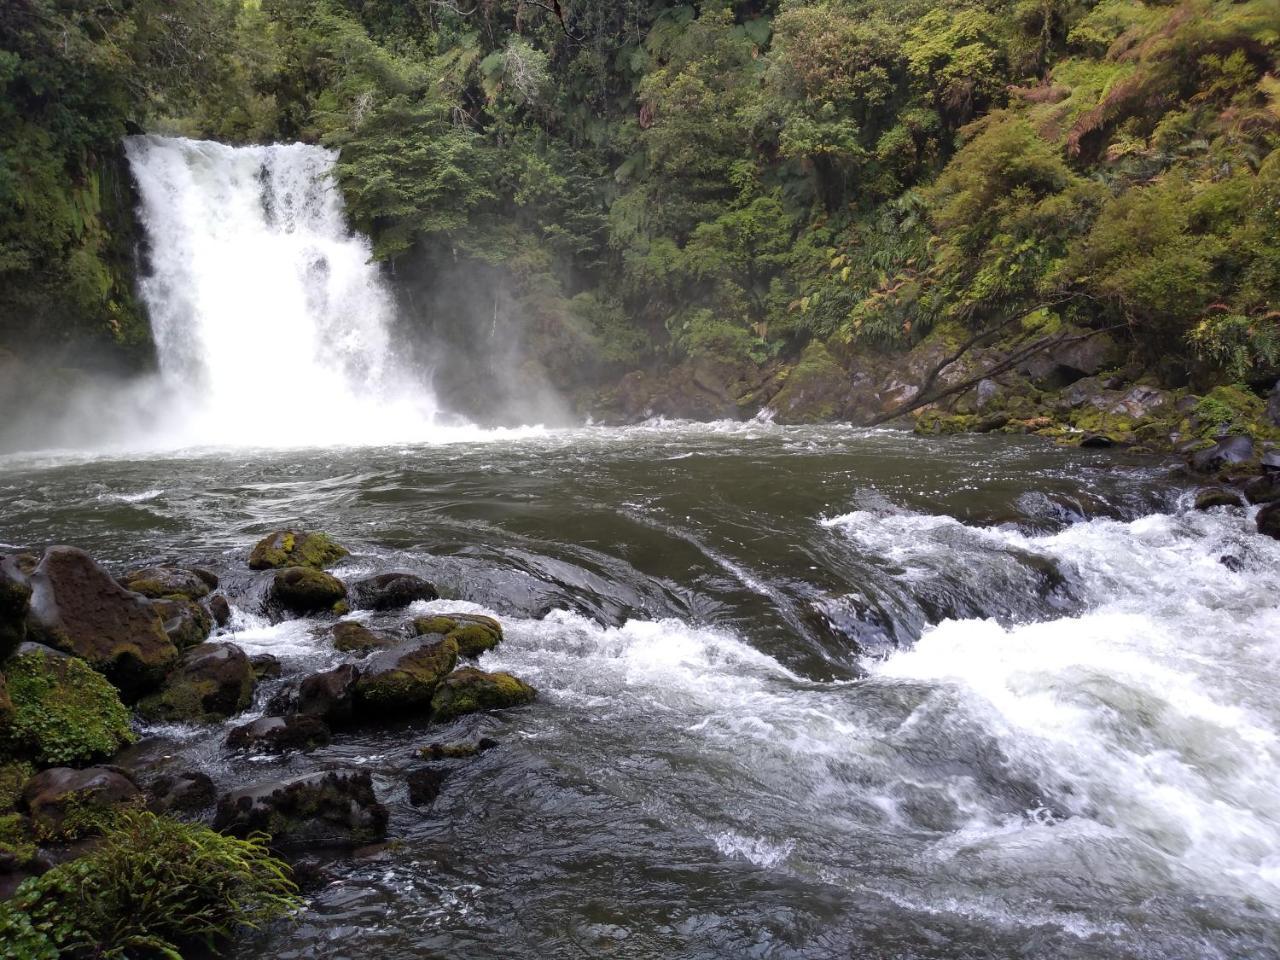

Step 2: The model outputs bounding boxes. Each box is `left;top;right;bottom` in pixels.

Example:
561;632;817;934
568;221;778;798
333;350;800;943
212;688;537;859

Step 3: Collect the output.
354;637;459;716
349;572;438;611
213;770;388;848
135;641;256;723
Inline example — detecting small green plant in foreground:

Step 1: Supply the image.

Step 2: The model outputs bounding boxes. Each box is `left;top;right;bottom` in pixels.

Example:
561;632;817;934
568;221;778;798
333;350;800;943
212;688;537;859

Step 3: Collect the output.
0;809;300;959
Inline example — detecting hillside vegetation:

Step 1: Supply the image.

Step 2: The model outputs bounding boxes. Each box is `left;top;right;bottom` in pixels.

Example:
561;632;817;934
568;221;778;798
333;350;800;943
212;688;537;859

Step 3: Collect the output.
2;0;1278;430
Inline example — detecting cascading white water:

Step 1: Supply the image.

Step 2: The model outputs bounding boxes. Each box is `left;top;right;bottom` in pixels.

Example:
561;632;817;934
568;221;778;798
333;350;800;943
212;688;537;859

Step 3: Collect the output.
124;135;441;446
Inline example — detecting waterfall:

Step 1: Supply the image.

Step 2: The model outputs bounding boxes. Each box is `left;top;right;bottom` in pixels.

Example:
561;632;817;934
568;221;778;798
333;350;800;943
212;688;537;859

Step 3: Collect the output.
124;135;440;446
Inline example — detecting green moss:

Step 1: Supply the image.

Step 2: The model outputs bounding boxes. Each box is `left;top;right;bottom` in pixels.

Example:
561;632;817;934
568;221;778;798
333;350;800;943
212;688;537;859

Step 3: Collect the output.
0;812;36;867
913;410;978;434
249;530;349;570
356;638;459;713
0;761;34;810
412;614;503;657
1;652;134;767
271;566;347;613
430;668;536;722
1193;384;1269;438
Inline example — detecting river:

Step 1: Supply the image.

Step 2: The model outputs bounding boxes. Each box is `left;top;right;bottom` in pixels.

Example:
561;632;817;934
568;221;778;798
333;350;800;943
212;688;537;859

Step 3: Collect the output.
2;421;1277;959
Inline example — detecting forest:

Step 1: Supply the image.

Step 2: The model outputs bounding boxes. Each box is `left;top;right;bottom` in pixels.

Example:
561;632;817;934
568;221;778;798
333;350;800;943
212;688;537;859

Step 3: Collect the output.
2;0;1278;432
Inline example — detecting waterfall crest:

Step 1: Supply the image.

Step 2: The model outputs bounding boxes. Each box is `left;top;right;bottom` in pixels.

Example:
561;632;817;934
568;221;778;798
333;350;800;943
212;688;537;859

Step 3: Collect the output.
124;135;439;446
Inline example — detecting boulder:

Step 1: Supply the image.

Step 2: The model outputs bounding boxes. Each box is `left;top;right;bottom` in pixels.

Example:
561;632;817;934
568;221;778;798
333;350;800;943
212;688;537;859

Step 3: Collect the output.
354;637;458;716
21;766;140;838
769;342;850;424
1262;448;1280;474
0;554;35;659
136;642;256;724
1194;487;1244;510
411;613;503;658
430;668;536;722
331;620;393;654
213;770;388;847
226;715;330;754
249;530;348;571
153;597;212;650
271;567;347;615
1243;474;1280;505
1192;435;1255;474
279;664;360;726
1258;502;1280;540
23;546;176;699
349;573;438;611
406;767;448;807
146;770;217;815
120;566;214;601
0;647;134;766
249;653;282;680
207;594;232;628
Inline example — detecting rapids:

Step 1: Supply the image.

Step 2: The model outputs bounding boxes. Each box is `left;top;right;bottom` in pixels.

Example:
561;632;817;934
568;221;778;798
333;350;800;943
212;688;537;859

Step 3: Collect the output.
2;422;1276;959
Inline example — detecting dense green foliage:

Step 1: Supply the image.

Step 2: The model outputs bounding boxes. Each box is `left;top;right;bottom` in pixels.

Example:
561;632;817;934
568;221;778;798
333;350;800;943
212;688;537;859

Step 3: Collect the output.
0;809;299;959
2;0;1278;391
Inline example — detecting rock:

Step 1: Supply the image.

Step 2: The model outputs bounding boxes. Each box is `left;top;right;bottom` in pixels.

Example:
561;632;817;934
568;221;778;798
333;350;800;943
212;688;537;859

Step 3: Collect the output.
293;664;360;726
23;546;176;699
411;613;504;658
226;715;330;754
332;620;393;653
153;597;213;650
120;566;213;601
1192;435;1255;473
769;343;850;424
418;737;499;760
136;642;256;723
1242;474;1280;505
249;653;282;680
406;767;448;807
146;771;216;815
1258;502;1280;540
213;770;388;848
354;638;458;716
1194;487;1244;510
0;647;134;766
1262;449;1280;474
0;554;35;659
207;594;232;628
1219;554;1245;572
1267;380;1280;426
975;378;1001;409
270;567;347;615
1050;332;1122;381
430;668;536;722
1078;433;1116;448
22;767;140;838
349;573;438;611
249;530;348;571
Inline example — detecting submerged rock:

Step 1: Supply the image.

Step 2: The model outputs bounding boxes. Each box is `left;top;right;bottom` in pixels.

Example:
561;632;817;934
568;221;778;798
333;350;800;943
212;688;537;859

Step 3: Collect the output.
1194;487;1244;510
120;566;215;601
249;530;348;571
418;737;499;760
146;770;217;815
354;637;458;716
249;653;282;680
430;668;535;722
207;594;232;628
411;613;503;658
405;767;448;807
271;567;347;615
0;647;134;767
153;597;213;650
213;769;388;847
22;767;140;838
136;641;256;723
226;715;330;754
350;573;438;611
23;546;176;699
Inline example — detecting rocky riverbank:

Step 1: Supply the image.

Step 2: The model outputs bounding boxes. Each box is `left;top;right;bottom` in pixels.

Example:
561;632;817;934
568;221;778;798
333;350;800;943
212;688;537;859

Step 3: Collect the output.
0;530;538;954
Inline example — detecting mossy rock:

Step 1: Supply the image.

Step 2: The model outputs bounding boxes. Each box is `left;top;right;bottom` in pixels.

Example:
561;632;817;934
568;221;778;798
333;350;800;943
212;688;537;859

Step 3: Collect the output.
331;620;393;653
430;668;536;722
120;566;214;601
354;637;458;715
411;613;503;658
769;342;848;424
21;766;141;841
0;811;37;871
22;546;177;701
0;555;34;660
213;770;387;847
913;410;979;435
0;648;135;767
271;567;347;615
135;642;256;724
249;530;349;571
0;761;34;811
152;598;213;650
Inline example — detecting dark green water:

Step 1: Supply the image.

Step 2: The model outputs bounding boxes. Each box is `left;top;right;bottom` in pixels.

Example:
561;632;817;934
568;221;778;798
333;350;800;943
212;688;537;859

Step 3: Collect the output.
2;421;1277;959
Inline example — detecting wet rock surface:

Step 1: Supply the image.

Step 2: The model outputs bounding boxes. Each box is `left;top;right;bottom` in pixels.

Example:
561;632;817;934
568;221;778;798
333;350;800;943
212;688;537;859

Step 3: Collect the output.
249;530;348;571
349;572;438;611
136;641;256;723
270;566;347;615
213;770;388;848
